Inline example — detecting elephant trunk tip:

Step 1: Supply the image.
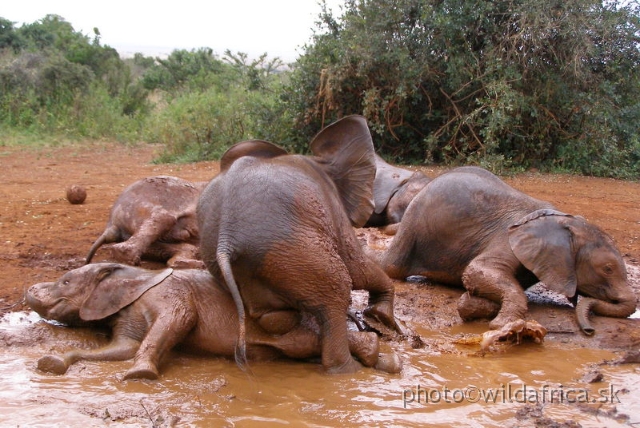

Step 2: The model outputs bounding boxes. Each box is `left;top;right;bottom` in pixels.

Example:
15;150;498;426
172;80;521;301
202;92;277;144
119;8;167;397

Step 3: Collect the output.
580;325;595;336
576;297;597;336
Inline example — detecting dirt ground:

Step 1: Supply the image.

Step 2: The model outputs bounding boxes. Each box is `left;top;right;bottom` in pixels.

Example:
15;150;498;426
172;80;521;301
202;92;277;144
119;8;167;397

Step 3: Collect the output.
0;142;639;344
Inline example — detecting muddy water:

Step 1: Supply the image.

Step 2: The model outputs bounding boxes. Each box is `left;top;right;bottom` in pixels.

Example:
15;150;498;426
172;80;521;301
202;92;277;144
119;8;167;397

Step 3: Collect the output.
1;311;638;427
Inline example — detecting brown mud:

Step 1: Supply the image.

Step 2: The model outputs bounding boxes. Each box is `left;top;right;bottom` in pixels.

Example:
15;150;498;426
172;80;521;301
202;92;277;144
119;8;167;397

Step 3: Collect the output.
0;143;639;427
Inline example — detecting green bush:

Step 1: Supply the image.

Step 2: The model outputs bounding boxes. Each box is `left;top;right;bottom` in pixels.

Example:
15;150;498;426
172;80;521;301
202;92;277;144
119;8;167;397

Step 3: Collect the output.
145;87;248;162
286;0;640;177
0;14;149;142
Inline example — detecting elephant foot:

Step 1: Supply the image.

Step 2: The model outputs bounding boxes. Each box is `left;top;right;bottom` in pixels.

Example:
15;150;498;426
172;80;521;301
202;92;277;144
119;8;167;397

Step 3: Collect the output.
109;243;142;266
256;310;301;336
488;311;526;330
325;357;362;375
375;351;402;374
124;361;159;380
480;319;548;352
348;331;380;367
380;223;400;236
167;257;205;269
37;355;69;375
346;331;402;374
457;293;500;321
364;302;403;334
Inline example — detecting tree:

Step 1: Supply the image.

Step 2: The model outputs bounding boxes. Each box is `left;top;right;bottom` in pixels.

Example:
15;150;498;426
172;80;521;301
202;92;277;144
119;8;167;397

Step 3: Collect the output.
287;0;640;177
0;14;147;133
0;18;26;52
141;48;229;92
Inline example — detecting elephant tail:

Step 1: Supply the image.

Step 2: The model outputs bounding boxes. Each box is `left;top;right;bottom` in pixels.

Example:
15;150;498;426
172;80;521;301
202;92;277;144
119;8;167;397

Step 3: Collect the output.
216;250;248;370
85;225;121;264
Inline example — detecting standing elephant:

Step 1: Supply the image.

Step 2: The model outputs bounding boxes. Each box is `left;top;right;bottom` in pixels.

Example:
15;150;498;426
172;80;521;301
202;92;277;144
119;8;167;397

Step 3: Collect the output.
26;263;401;380
85;176;207;268
364;154;431;229
382;166;637;335
197;115;401;374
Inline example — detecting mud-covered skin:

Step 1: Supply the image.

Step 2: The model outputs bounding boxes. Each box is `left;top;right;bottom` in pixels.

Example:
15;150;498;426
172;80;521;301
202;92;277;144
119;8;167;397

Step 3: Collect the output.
364;154;431;228
26;263;400;380
198;116;401;375
382;166;637;333
85;176;207;268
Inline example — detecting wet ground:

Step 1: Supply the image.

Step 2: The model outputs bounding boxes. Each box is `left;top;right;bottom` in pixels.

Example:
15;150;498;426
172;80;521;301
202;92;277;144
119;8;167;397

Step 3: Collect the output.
0;143;639;426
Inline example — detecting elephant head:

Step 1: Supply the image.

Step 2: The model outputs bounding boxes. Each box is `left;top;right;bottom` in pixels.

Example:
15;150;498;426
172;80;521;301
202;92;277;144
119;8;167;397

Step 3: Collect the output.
508;209;637;333
26;263;173;325
365;154;431;227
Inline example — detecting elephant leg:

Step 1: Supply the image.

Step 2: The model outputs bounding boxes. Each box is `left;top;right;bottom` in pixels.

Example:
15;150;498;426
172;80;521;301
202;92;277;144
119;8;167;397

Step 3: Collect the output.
37;335;140;375
166;244;204;269
147;242;205;269
346;331;379;367
313;305;362;374
112;209;177;265
457;292;501;321
247;316;323;360
255;309;301;335
124;301;198;380
353;259;402;334
259;243;361;373
249;317;394;371
461;258;528;330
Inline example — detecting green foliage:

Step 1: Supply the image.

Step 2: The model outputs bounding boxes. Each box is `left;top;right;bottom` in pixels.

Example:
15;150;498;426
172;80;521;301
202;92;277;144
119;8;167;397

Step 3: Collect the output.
0;14;148;141
2;7;638;178
0;17;26;52
288;0;640;177
141;48;230;92
145;54;293;163
145;87;247;162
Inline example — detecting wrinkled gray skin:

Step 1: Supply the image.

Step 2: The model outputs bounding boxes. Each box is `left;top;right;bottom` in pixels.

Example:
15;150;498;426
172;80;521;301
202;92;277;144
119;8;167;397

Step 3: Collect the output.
382;166;637;333
197;115;401;375
85;176;207;268
364;154;431;229
26;263;400;380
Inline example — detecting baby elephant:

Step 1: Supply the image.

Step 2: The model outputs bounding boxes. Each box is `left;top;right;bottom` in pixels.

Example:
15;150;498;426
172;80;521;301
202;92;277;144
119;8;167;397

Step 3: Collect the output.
85;176;207;268
26;263;400;380
198;115;402;375
382;166;637;335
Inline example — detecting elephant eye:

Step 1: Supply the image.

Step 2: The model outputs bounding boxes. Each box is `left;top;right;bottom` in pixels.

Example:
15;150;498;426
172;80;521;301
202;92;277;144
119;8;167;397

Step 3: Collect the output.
62;280;70;286
602;265;614;275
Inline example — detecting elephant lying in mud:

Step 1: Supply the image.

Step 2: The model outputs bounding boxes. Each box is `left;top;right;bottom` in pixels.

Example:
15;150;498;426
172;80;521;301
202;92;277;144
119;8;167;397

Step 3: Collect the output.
197;115;402;375
85;176;207;268
382;166;638;336
364;154;431;229
26;263;401;380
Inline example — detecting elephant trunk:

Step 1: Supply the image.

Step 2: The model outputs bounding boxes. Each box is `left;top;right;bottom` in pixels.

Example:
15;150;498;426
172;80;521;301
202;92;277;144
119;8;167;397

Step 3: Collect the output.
576;293;638;335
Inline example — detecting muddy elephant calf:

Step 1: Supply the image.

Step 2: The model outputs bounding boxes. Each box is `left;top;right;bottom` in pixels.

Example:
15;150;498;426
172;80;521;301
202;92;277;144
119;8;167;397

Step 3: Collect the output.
26;263;400;380
382;166;638;336
85;176;207;268
197;115;402;375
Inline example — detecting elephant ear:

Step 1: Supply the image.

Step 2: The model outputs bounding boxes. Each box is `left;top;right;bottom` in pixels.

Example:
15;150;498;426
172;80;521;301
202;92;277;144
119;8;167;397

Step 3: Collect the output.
309;115;376;227
79;265;174;321
220;140;288;172
372;154;415;214
508;209;578;298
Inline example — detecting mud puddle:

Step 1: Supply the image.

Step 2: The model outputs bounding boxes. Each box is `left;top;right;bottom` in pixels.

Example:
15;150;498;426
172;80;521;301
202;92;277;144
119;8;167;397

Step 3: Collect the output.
1;311;638;427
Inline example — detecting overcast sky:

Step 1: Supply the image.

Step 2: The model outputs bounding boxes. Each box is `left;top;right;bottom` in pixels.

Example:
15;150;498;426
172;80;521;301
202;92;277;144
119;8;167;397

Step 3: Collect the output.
3;0;345;61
